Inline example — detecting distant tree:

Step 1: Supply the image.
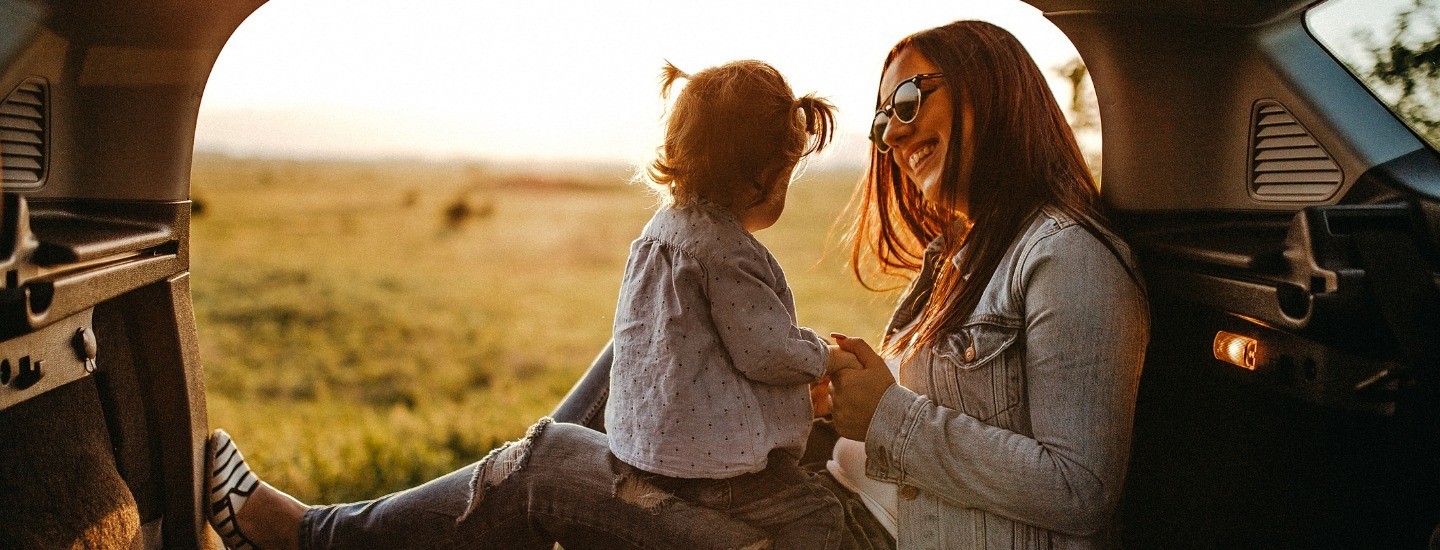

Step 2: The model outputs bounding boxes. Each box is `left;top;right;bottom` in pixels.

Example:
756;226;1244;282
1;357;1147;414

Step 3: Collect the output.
442;190;494;230
1054;57;1103;183
1056;57;1098;131
1355;0;1440;144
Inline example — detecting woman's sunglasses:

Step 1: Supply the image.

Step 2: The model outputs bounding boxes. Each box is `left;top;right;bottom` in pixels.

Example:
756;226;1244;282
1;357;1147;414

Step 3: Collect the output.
870;73;945;153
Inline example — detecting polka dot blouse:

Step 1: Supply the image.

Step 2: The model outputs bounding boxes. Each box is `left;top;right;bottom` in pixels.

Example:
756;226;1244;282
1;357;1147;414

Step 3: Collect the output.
605;200;829;478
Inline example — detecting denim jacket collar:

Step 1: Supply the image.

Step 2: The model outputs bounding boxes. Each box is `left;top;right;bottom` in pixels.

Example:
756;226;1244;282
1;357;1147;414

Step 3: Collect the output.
882;207;1071;342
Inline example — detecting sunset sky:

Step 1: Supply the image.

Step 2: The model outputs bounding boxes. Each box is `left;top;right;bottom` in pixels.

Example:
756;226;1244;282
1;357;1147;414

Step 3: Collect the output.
195;1;1087;168
194;0;1410;168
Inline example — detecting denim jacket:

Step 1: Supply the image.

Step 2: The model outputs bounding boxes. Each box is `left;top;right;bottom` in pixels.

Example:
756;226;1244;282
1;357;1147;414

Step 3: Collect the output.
865;208;1149;549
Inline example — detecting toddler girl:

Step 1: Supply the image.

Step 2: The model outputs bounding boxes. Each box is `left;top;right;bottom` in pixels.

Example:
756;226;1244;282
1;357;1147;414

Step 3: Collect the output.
606;59;843;549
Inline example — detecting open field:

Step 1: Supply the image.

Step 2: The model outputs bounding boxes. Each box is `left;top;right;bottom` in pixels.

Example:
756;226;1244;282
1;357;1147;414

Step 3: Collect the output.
191;155;899;503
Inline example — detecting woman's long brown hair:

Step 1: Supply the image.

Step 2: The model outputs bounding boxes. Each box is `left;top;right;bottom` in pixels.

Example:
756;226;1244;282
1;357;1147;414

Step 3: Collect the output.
845;20;1142;357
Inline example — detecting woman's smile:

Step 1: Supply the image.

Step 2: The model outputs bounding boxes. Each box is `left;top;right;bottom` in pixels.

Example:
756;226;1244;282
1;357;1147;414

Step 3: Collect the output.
878;48;955;206
904;140;938;176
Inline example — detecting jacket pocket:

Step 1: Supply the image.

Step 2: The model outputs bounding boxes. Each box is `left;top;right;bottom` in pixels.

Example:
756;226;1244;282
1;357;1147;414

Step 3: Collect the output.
930;320;1023;423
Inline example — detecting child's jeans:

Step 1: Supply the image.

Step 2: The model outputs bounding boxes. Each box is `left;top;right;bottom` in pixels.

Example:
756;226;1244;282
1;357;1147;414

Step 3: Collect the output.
298;421;846;549
627;450;844;549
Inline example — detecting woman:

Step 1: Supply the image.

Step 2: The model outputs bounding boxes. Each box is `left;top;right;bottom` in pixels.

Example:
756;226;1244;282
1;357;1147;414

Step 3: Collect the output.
210;20;1146;550
821;19;1149;548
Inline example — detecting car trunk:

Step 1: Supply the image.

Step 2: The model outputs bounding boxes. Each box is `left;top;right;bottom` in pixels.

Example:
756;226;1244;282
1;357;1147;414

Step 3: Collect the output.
1028;0;1440;545
0;1;263;547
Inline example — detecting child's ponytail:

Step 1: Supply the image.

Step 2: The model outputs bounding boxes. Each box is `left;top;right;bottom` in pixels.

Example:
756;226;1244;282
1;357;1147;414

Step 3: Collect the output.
645;59;836;209
658;60;689;100
795;94;837;155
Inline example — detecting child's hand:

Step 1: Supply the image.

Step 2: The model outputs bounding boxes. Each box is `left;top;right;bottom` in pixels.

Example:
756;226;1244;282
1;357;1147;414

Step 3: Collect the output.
815;343;861;418
827;344;862;374
810;375;833;418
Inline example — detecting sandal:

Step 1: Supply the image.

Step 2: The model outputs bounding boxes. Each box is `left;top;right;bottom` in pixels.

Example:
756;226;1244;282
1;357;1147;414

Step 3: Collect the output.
208;429;261;550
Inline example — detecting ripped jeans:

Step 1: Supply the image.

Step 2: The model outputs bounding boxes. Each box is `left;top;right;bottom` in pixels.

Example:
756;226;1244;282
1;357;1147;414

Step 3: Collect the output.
298;420;848;549
617;448;844;550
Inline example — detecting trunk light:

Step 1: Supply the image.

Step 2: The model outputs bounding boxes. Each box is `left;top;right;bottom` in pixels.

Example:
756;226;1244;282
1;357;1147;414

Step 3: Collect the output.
1214;331;1258;370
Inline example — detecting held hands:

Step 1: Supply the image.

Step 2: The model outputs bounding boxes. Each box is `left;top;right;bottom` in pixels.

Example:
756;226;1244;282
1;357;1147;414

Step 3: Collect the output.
814;344;865;418
826;333;896;441
827;344;863;374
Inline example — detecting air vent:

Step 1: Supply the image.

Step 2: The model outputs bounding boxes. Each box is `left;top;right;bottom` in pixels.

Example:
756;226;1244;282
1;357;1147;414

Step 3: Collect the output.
1;78;47;189
1249;100;1341;202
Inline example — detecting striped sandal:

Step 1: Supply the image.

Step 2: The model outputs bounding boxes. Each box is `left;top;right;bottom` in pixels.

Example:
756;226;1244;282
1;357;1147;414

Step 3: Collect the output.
208;429;261;550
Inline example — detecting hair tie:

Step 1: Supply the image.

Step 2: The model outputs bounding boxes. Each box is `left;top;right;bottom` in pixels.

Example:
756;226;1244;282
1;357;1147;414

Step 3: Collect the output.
795;94;837;154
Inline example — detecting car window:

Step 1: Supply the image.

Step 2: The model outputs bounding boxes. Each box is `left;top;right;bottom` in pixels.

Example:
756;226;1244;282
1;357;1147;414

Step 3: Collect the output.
1308;0;1440;152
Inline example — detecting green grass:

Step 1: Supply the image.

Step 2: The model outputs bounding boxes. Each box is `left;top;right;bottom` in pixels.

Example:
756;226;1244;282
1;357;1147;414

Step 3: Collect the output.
192;155;897;503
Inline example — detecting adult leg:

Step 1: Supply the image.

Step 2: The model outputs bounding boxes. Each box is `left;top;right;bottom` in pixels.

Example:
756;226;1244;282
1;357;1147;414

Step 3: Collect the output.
550;341;613;431
210;430;306;550
219;420;772;550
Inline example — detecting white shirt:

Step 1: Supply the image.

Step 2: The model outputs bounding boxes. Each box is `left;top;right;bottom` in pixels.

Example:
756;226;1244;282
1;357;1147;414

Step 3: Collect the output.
826;354;905;538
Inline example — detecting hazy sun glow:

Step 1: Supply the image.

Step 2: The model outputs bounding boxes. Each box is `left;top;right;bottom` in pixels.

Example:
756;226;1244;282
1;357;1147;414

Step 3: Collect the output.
197;0;1085;167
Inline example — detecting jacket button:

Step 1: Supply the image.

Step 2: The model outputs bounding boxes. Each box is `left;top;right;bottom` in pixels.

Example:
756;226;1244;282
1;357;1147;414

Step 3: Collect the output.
964;346;976;362
899;485;919;500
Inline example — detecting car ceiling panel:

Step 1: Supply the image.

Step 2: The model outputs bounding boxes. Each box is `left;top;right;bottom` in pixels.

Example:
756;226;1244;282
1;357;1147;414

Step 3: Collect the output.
1041;6;1434;210
0;0;265;201
1023;0;1311;28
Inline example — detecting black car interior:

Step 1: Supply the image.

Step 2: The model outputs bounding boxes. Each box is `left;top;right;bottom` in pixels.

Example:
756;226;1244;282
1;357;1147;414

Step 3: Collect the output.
1035;1;1440;546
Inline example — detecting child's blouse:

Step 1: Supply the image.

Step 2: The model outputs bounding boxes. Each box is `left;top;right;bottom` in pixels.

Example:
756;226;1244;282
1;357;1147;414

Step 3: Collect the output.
606;200;828;478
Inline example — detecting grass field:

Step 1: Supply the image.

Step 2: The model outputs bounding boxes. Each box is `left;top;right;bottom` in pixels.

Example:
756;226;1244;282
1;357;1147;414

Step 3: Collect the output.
191;155;899;503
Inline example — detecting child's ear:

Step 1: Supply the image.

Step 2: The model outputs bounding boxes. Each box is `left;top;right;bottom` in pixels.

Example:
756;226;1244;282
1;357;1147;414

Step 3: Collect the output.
761;160;796;191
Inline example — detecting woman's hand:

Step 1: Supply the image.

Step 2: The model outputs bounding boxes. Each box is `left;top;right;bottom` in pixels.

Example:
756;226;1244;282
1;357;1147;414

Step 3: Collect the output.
827;333;896;441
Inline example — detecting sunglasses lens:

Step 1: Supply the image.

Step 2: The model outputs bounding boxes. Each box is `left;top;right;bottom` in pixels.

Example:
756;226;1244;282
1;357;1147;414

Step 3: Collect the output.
870;111;890;152
892;81;922;123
